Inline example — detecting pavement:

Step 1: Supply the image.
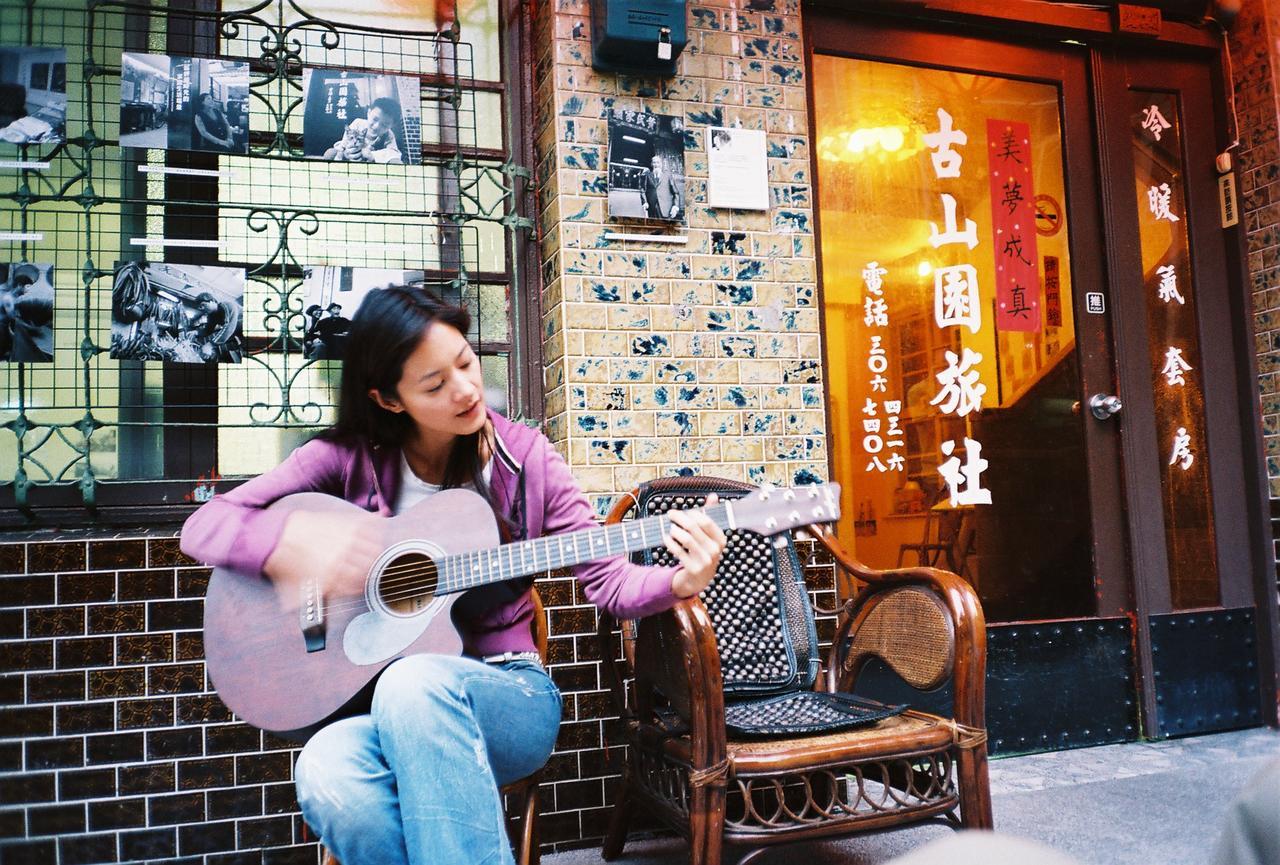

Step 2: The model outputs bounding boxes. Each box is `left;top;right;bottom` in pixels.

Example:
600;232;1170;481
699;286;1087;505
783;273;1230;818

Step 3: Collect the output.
543;725;1280;865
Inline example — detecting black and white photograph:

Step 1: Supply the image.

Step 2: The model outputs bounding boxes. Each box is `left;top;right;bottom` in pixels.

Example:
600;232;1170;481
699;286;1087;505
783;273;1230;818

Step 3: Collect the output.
300;266;426;359
301;69;421;166
0;46;67;146
111;261;245;363
607;108;685;222
0;262;55;363
119;53;249;154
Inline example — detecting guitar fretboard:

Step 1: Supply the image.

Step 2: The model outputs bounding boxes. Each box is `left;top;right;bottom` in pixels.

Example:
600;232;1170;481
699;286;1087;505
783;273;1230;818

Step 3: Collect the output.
434;502;733;594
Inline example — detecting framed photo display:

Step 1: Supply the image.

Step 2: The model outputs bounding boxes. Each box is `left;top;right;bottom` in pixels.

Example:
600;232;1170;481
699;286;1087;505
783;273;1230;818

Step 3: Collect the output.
110;261;245;363
0;262;55;362
299;266;427;359
606;109;686;222
119;53;249;154
0;46;67;146
301;69;422;166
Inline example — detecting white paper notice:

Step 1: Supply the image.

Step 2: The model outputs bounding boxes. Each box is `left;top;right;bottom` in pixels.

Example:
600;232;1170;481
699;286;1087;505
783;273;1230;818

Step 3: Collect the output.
708;127;768;211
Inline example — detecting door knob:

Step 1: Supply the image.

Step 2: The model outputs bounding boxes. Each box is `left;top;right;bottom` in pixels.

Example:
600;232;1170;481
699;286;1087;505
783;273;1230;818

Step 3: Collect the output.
1088;393;1122;420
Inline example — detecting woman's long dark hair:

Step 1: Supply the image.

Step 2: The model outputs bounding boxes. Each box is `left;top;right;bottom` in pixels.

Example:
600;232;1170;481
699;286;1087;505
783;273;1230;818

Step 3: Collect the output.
319;285;496;499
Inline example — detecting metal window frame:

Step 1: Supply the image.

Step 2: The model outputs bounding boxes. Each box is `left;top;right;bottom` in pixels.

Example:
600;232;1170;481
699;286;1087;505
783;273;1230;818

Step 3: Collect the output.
0;0;540;526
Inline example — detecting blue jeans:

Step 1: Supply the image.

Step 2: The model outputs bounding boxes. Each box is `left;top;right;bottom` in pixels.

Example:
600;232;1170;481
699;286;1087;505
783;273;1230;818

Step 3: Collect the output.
295;654;562;865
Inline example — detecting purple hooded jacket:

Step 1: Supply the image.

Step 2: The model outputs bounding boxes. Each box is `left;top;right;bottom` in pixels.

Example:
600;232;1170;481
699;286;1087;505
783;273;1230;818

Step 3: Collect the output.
179;410;681;656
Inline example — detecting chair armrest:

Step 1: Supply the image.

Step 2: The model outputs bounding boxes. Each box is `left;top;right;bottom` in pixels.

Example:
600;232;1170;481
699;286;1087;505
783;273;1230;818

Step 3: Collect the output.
812;526;987;731
633;597;728;772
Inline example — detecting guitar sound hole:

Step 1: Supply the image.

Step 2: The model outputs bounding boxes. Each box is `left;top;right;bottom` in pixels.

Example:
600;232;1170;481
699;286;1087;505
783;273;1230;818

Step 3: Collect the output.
378;552;439;616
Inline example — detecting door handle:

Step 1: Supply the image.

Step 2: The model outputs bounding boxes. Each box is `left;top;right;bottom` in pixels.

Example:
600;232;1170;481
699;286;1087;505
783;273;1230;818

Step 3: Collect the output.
1088;393;1122;420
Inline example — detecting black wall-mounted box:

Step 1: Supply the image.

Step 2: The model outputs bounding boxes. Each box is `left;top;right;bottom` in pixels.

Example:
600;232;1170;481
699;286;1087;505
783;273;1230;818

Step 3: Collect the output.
590;0;687;76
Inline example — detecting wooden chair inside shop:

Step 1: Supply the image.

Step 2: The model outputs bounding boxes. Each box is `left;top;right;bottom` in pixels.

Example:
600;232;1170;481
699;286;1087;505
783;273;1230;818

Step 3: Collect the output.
597;477;992;865
896;488;975;580
320;588;550;865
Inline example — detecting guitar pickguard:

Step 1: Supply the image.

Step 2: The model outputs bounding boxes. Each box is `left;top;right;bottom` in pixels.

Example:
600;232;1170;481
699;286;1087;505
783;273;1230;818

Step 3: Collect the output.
344;536;453;665
343;596;449;665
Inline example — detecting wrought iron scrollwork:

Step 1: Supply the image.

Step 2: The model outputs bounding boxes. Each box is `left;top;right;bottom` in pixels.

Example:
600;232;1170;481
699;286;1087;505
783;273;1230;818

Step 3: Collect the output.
0;0;526;514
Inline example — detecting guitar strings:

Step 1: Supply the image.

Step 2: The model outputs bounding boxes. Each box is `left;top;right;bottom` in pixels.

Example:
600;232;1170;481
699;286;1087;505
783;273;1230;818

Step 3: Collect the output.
307;504;735;617
369;503;728;591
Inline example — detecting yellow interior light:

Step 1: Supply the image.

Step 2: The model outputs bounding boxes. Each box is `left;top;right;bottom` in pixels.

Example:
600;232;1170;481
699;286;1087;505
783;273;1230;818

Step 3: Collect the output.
917;260;933;278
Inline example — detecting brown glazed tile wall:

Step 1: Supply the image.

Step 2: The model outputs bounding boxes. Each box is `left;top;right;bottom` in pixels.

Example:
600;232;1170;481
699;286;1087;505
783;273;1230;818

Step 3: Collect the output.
1231;0;1280;496
0;533;321;865
0;529;838;860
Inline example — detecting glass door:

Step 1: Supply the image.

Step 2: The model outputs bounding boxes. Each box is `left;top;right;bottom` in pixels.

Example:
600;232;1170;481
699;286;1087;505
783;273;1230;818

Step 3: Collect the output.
811;29;1129;622
808;14;1274;748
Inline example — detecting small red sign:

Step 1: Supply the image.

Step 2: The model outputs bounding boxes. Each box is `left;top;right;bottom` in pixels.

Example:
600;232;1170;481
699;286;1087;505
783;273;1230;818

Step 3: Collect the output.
987;119;1040;332
1043;255;1062;328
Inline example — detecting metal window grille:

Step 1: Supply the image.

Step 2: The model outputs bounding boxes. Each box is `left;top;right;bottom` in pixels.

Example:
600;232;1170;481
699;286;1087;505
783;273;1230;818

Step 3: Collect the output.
0;0;532;523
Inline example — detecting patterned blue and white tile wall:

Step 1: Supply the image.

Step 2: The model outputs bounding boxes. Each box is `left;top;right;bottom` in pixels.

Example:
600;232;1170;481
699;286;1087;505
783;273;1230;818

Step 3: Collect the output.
534;0;826;515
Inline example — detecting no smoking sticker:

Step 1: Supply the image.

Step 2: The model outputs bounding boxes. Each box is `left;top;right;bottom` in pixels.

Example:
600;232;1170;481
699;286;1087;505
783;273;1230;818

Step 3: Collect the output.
1034;193;1063;237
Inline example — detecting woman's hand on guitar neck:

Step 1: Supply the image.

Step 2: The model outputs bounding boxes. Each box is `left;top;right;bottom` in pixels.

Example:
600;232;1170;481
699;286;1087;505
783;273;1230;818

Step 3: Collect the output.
263;509;384;602
667;494;728;599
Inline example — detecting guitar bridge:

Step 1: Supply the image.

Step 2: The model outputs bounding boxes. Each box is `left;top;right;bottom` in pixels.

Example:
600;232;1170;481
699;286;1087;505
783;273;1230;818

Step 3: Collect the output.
300;578;326;653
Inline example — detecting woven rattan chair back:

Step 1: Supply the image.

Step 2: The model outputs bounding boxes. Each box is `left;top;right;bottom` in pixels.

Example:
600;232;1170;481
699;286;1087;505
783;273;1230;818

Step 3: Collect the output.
842;585;955;690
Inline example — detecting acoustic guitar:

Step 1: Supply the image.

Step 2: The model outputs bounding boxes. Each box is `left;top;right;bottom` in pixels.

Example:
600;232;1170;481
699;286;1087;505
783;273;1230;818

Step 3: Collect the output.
202;483;841;740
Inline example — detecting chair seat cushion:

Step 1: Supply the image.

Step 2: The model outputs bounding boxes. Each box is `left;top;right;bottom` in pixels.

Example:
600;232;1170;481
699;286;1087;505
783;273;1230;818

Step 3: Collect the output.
648;710;962;774
724;691;904;738
728;710;960;773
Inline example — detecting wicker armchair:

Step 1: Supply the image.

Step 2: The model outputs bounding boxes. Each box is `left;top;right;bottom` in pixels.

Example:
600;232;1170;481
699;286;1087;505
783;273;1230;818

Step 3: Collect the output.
320;589;549;865
597;477;992;865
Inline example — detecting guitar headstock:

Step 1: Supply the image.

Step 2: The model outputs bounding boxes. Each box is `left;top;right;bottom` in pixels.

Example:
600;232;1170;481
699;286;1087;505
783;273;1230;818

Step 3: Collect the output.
726;483;842;536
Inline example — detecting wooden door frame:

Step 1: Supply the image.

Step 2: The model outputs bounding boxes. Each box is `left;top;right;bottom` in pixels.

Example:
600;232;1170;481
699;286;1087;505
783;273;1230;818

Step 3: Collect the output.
802;1;1279;730
1094;45;1280;728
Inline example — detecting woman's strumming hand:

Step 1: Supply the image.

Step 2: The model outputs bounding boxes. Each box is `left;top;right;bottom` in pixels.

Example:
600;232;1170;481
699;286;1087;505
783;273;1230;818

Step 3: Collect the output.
667;493;728;599
264;510;383;604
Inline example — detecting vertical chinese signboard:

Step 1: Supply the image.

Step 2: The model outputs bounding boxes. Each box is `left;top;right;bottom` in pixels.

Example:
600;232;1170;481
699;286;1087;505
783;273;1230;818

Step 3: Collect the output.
1130;92;1220;609
921;108;991;507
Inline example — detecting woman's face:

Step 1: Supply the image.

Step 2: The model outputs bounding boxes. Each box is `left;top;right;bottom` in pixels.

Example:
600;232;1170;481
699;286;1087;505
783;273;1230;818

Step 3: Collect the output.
375;321;486;445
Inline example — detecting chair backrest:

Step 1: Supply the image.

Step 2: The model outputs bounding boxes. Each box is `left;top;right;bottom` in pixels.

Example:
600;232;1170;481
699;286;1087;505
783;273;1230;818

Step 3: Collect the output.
840;585;955;691
630;476;821;697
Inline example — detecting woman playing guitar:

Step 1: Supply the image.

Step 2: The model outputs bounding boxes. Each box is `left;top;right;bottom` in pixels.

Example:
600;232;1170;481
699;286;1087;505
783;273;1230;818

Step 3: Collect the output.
181;286;727;865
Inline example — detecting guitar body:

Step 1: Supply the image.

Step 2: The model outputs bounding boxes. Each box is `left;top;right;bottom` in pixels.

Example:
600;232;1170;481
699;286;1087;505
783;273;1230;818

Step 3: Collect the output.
201;479;841;742
202;489;500;741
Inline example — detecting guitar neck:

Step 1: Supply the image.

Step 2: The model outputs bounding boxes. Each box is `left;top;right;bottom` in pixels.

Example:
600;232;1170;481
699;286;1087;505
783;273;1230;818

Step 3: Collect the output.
434;502;734;595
